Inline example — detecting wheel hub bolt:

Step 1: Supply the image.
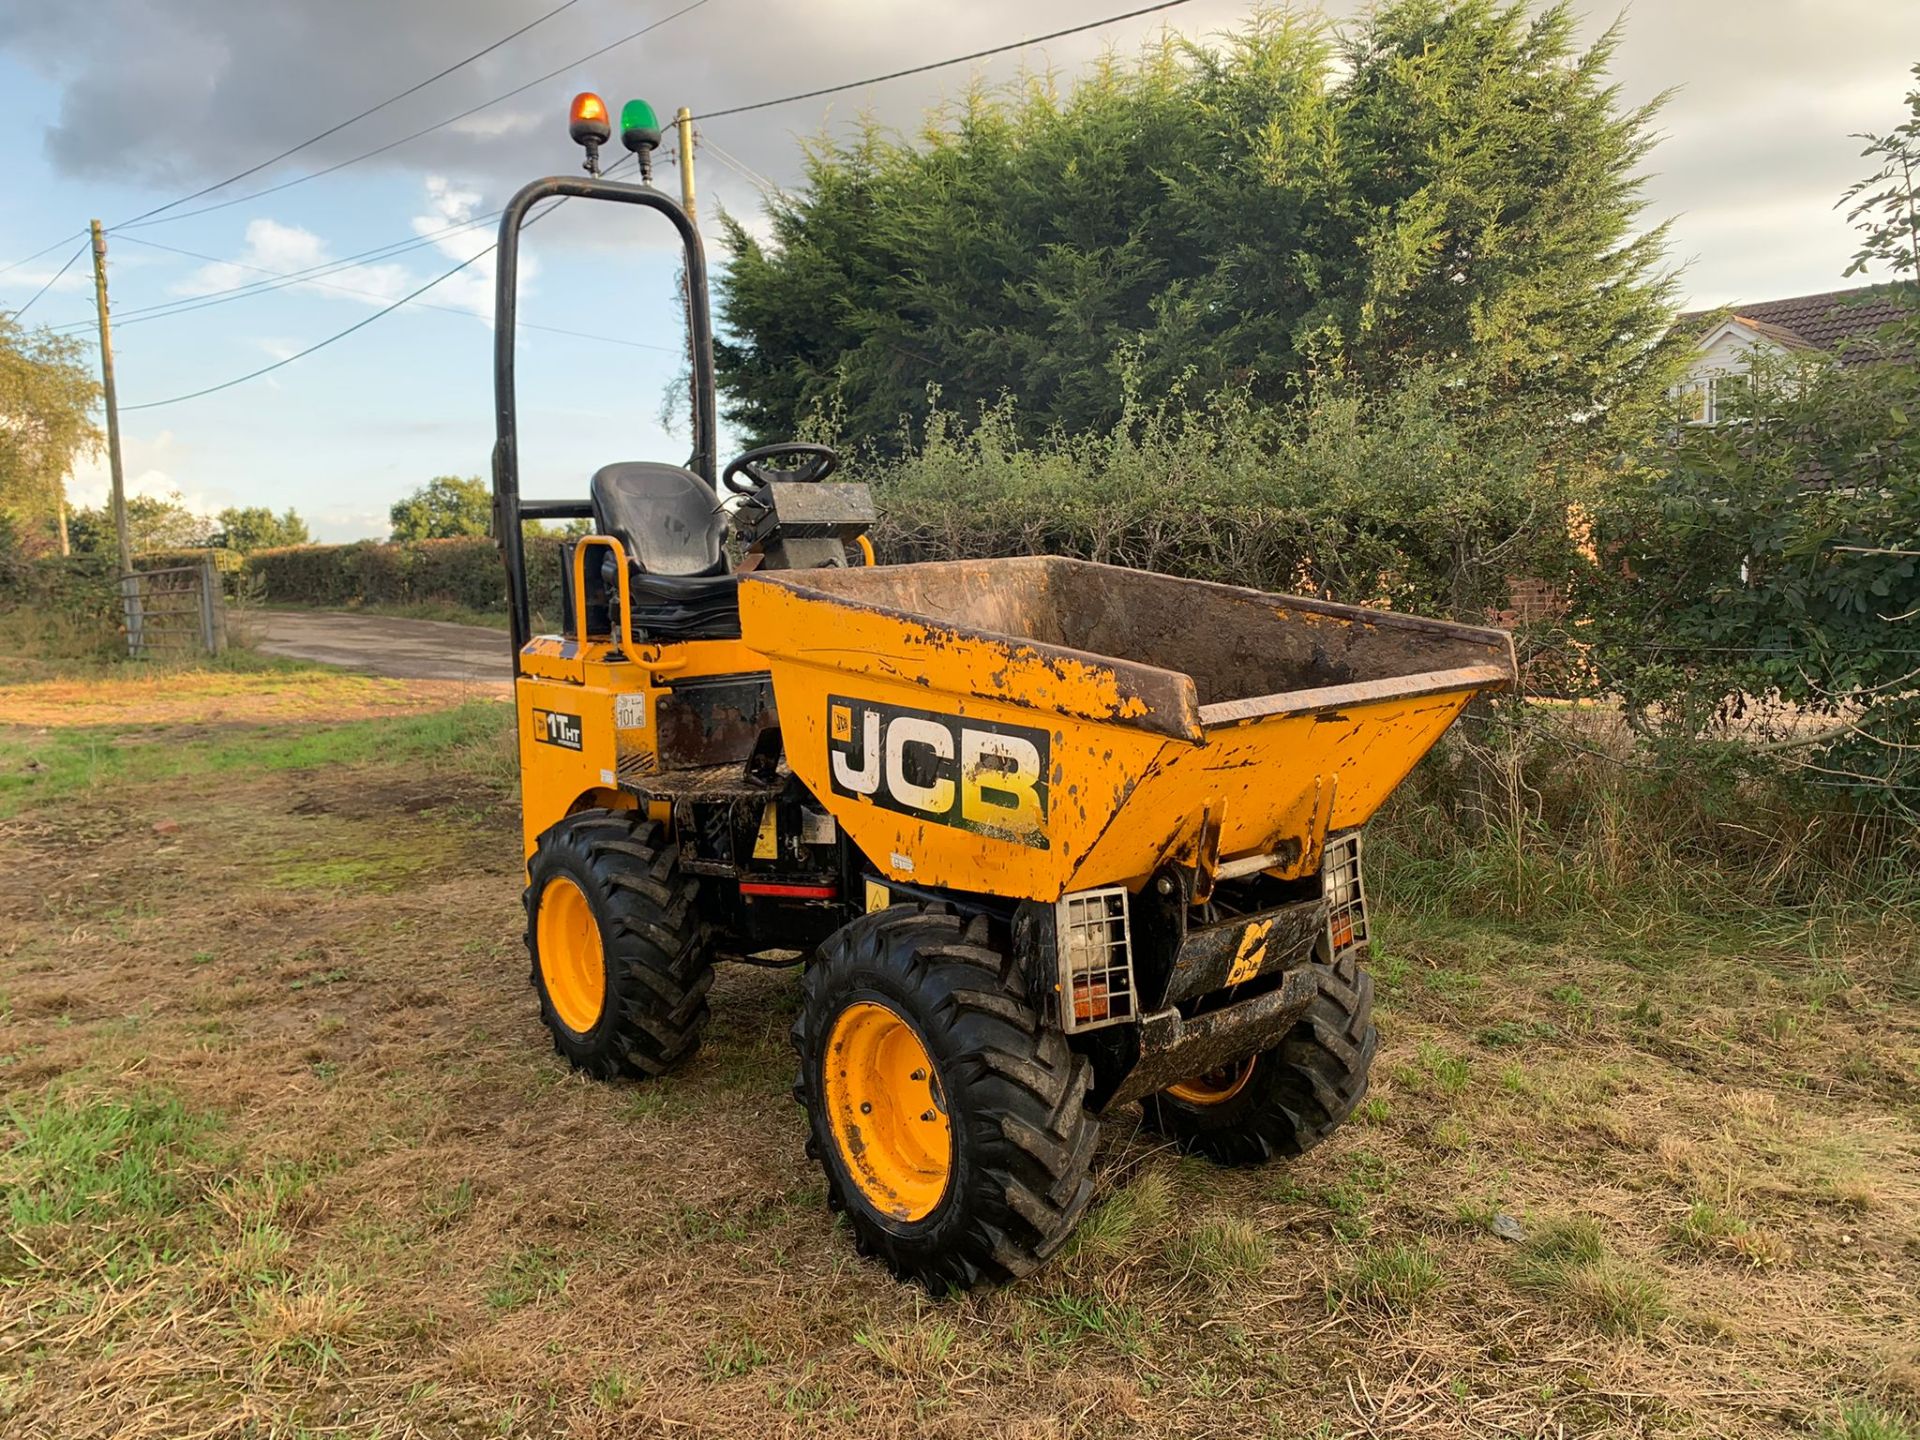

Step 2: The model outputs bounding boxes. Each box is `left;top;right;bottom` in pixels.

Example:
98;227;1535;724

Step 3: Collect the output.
910;1068;927;1082
859;1101;871;1114
921;1110;937;1122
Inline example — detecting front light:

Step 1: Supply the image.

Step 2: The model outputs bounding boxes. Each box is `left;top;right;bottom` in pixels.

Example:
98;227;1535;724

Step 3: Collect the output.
1056;885;1135;1032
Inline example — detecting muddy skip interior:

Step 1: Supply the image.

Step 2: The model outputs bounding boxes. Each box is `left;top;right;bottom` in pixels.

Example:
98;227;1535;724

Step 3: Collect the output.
788;557;1508;709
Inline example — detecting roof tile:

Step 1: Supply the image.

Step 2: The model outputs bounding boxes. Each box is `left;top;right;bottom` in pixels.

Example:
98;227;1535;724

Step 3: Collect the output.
1678;283;1911;363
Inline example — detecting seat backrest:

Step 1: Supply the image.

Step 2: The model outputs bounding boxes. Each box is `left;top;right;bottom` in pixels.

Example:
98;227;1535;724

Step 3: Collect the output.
588;462;727;577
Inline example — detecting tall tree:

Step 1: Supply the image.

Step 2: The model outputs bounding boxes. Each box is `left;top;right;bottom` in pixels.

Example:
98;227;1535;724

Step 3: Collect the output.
389;475;491;541
716;1;1677;451
0;313;100;548
214;505;310;552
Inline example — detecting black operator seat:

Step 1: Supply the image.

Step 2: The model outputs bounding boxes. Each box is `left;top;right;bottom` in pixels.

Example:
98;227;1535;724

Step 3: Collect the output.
587;461;740;641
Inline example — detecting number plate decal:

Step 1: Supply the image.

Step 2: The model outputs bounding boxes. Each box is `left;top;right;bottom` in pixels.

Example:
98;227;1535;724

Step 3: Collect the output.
533;708;584;751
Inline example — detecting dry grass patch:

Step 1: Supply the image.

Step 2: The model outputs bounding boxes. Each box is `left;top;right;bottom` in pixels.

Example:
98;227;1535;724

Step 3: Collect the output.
0;663;1916;1438
0;657;489;728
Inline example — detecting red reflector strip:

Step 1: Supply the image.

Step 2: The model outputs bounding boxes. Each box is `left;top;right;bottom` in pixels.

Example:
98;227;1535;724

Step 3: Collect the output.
739;882;839;900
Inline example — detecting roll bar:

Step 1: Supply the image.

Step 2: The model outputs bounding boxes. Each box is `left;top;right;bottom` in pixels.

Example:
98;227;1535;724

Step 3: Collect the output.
490;174;719;655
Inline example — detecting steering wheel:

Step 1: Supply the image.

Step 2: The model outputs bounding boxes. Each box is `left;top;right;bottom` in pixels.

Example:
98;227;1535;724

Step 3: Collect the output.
722;441;840;495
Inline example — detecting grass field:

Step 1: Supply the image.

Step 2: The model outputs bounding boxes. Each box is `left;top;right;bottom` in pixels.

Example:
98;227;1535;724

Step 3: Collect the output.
1;662;1916;1439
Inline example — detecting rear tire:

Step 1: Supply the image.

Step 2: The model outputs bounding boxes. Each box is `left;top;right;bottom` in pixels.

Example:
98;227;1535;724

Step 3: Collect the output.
1141;949;1377;1164
792;904;1098;1290
524;809;713;1079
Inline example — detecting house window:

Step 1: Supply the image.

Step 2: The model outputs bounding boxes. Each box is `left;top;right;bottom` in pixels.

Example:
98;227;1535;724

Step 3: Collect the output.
1674;374;1720;425
1673;371;1759;426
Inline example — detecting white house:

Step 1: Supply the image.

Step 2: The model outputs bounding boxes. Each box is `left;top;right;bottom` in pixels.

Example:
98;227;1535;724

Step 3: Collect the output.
1673;284;1908;424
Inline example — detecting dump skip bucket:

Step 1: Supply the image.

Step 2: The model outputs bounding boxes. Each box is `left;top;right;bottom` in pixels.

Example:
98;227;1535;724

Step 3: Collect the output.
740;557;1515;901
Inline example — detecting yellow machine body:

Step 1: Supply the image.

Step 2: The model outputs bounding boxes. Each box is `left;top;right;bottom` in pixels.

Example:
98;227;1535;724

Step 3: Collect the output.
513;635;766;856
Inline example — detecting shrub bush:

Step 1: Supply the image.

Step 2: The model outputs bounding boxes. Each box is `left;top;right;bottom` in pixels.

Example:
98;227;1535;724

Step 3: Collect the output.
861;371;1586;624
132;548;244;576
0;551;121;658
245;536;565;615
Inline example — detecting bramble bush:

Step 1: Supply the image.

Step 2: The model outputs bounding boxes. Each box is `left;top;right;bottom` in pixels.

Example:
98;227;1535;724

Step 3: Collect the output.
862;366;1590;626
0;527;120;659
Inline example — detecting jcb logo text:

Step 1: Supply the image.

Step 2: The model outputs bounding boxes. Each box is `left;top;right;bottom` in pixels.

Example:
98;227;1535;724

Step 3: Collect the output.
827;697;1049;848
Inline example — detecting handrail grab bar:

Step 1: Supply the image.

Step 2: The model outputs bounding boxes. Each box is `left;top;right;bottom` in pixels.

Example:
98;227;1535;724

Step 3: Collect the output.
571;535;636;656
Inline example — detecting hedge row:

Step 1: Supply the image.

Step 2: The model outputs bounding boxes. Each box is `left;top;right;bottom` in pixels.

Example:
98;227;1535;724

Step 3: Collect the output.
246;537;563;613
134;548;246;576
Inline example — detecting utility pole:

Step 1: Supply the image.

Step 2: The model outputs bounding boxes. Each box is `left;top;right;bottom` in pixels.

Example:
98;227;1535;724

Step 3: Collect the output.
90;219;139;654
88;220;131;576
674;107;697;225
674;108;700;460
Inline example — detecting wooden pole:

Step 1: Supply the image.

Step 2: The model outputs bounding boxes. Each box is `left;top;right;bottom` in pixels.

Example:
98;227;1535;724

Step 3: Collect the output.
90;220;141;654
88;220;131;577
675;107;697;226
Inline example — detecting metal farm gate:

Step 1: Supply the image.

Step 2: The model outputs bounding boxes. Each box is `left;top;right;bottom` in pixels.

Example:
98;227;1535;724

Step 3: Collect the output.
122;562;225;660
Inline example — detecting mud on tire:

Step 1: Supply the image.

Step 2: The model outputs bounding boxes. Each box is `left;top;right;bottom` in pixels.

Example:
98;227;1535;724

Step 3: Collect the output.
525;809;713;1079
792;904;1099;1291
1142;947;1378;1164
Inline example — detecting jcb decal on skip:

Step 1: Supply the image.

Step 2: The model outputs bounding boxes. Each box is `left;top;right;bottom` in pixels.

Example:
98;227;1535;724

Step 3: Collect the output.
826;696;1049;848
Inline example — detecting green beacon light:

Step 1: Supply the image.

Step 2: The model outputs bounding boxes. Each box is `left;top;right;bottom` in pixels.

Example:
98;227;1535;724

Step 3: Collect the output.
621;99;663;183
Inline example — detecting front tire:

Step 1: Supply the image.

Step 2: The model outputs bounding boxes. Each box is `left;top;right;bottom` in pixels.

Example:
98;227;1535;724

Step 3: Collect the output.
1142;949;1377;1164
792;905;1098;1290
524;810;713;1079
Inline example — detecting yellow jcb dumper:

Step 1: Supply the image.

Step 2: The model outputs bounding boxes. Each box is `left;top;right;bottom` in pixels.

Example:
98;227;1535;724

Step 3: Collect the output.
492;98;1517;1290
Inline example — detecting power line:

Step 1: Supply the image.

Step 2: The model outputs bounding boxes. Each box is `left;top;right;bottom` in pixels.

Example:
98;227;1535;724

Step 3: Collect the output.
51;222;494;329
93;219;506;328
120;154;665;409
2;2;587;275
7;239;89;319
115;0;588;229
17;0;1178;274
698;133;780;196
694;0;1198;121
123;0;713;232
121;246;493;411
95;0;1203;404
0;230;86;280
110;229;677;353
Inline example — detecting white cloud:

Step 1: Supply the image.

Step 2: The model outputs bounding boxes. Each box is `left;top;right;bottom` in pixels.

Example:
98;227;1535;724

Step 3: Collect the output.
65;427;239;522
0;256;92;301
410;173;527;321
168;175;526;325
173;216;414;308
310;506;390;543
449;110;539;139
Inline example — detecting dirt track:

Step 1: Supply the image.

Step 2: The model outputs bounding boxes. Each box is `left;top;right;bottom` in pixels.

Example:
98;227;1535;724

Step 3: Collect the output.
250;609;511;684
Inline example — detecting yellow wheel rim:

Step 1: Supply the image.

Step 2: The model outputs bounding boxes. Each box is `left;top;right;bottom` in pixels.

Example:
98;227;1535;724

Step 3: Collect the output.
537;875;605;1034
823;1001;952;1222
1165;1056;1257;1106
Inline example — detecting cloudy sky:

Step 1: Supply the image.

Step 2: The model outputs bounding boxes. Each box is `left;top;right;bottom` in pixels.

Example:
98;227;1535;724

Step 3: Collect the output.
2;0;1916;541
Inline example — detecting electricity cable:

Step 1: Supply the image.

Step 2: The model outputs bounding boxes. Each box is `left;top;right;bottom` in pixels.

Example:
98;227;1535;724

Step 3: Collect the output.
120;155;655;409
115;0;589;227
7;238;89;319
693;0;1197;121
111;230;676;352
0;230;87;279
122;0;712;231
